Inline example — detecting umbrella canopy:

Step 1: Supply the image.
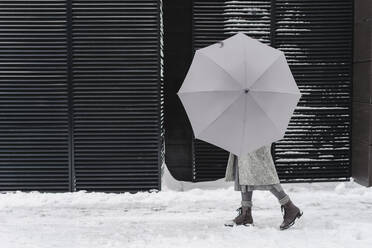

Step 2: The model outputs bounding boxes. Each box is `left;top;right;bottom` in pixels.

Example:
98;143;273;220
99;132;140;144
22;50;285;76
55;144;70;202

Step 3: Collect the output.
177;32;302;157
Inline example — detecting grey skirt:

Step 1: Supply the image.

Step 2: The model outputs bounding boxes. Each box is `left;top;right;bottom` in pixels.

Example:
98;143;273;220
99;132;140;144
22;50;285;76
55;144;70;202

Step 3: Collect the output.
233;154;280;192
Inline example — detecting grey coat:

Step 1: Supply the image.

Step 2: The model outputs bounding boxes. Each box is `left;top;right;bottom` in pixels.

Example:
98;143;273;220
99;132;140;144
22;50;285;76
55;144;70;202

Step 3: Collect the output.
224;144;280;186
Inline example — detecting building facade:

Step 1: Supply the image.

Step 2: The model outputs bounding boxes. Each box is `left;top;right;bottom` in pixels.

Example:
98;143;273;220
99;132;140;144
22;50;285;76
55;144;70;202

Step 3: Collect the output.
0;0;369;192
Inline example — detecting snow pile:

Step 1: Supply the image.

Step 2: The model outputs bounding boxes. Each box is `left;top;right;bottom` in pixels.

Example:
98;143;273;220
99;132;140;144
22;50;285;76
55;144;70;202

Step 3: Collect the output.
0;169;371;248
161;162;233;191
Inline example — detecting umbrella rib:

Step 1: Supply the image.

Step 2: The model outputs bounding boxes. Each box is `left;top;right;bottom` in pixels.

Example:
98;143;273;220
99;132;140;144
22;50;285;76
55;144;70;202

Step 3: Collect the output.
178;89;241;94
248;93;283;135
196;93;242;137
197;52;243;89
241;34;248;155
249;89;301;95
248;53;283;90
240;86;248;156
243;33;248;89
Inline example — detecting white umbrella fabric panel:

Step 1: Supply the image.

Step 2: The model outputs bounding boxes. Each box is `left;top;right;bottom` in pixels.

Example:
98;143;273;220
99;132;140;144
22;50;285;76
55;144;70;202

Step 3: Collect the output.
177;32;302;157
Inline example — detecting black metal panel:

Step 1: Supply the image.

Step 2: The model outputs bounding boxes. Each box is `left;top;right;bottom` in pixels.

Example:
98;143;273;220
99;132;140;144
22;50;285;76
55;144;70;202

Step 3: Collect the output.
0;0;163;192
273;0;353;181
71;0;163;192
191;0;353;182
192;0;271;48
163;0;194;181
0;0;70;191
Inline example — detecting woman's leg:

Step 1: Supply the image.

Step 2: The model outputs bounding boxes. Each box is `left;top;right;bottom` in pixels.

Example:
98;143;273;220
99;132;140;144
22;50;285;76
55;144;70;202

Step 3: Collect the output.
269;184;302;230
241;190;253;207
269;184;290;206
225;189;254;226
234;189;253;225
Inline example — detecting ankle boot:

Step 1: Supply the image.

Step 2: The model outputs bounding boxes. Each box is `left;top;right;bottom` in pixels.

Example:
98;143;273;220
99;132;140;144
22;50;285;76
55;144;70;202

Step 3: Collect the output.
225;206;253;227
280;200;303;230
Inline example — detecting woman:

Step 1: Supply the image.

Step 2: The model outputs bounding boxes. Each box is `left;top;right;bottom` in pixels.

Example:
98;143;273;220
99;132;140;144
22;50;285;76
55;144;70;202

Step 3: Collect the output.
224;143;303;230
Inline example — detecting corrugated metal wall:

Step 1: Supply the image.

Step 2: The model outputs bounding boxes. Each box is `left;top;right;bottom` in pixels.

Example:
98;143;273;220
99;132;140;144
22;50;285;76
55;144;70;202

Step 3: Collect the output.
71;0;163;192
0;0;70;191
191;0;353;182
272;0;352;181
0;0;163;192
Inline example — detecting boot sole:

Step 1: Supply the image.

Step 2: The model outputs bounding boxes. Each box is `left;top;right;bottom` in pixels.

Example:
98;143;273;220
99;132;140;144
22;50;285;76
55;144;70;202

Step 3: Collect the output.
224;222;254;227
280;211;303;230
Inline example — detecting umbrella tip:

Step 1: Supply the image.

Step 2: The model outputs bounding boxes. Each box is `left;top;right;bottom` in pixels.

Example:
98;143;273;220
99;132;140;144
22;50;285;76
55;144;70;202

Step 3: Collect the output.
244;89;249;94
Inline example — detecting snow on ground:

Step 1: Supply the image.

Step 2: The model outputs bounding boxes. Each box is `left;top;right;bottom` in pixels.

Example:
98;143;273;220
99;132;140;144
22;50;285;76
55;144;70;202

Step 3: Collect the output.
0;165;372;248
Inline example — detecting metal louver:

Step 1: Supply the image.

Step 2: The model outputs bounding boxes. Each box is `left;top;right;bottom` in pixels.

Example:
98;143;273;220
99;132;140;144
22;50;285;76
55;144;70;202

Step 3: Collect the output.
273;0;353;181
191;0;353;182
0;0;70;191
0;0;163;192
72;0;162;192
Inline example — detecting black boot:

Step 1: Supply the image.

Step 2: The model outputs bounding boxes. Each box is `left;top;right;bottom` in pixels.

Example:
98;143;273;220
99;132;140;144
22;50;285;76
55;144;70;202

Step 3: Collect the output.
225;206;253;227
280;200;303;230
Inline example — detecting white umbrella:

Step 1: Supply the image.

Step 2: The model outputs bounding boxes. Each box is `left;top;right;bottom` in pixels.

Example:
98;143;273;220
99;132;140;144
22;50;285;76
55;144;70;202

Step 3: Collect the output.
177;32;302;157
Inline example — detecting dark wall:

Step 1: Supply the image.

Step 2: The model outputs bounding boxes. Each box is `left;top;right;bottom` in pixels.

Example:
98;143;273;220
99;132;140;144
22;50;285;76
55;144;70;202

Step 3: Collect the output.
352;0;372;187
163;0;193;180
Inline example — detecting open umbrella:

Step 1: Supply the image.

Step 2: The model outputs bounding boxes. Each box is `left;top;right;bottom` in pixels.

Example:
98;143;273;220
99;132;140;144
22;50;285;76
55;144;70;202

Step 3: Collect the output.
177;32;302;157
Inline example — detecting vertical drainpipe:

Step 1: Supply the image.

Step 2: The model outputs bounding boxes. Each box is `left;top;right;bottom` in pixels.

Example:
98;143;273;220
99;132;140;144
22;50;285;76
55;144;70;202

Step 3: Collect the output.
157;0;164;191
270;0;277;166
66;0;75;192
190;0;197;182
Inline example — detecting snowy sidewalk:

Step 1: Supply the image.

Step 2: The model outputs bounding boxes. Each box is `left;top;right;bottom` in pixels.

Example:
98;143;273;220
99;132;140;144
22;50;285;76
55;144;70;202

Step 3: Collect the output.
0;180;372;248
